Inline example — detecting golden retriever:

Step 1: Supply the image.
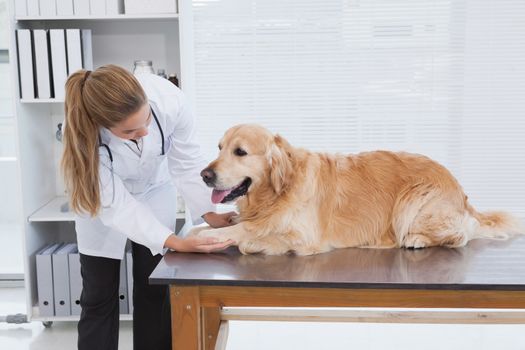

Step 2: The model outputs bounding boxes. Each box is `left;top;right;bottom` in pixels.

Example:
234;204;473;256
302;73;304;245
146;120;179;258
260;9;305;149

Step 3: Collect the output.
191;124;523;255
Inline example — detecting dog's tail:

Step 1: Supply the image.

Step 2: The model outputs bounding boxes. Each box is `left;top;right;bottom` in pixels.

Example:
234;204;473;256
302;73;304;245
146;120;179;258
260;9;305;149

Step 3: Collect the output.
467;205;524;241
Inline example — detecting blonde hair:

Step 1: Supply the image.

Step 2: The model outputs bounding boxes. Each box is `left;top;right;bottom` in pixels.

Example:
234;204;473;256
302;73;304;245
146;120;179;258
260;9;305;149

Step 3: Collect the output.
61;64;146;216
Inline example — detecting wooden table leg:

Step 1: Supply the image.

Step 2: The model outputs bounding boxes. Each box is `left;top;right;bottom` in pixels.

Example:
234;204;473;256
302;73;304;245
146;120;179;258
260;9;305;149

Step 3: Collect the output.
170;286;202;350
201;307;221;350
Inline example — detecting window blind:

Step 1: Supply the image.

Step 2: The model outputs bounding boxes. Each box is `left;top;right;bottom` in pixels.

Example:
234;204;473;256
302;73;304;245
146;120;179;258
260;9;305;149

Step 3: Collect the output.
190;0;525;218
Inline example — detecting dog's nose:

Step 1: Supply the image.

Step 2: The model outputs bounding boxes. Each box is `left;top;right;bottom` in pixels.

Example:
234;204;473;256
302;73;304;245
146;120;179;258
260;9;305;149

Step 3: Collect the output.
200;168;216;185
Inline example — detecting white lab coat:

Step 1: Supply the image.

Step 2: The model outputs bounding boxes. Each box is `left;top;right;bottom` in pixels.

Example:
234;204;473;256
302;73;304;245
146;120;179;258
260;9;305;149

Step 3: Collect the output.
75;73;215;259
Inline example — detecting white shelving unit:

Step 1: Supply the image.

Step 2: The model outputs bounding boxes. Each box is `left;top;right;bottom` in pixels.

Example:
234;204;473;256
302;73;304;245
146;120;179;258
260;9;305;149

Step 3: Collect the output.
7;0;194;323
28;196;73;222
28;196;186;223
20;98;64;103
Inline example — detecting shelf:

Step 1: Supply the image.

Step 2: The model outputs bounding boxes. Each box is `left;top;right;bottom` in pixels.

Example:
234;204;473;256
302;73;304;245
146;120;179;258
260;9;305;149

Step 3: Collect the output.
20;99;64;104
0;157;17;162
29;196;74;222
31;306;132;322
16;14;179;21
29;196;186;222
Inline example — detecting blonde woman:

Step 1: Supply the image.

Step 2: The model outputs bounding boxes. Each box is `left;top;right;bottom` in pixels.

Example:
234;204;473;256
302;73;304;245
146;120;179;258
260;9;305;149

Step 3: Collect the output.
62;64;234;350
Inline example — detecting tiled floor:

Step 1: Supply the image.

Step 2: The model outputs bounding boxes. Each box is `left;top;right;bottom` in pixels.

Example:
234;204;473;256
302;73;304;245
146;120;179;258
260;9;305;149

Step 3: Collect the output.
0;287;132;350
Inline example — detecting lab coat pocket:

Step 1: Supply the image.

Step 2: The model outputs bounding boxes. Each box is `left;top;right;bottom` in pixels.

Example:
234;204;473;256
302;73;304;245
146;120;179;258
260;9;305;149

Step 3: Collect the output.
147;154;170;187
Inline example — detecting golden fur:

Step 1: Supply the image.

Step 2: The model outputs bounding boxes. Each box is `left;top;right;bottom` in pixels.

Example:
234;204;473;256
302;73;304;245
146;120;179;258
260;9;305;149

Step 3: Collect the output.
192;124;523;255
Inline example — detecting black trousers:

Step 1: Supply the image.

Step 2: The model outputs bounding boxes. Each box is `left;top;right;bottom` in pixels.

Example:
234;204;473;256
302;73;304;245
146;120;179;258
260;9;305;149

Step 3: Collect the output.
77;242;171;350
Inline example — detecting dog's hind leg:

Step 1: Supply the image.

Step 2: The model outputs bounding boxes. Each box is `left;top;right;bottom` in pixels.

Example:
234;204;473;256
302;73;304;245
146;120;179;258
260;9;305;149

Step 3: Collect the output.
395;189;473;248
392;182;439;247
402;233;433;249
392;182;471;248
403;211;470;249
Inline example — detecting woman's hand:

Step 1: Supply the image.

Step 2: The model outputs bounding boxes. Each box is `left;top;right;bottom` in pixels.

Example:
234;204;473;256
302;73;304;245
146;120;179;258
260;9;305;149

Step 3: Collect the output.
202;211;238;228
164;234;234;253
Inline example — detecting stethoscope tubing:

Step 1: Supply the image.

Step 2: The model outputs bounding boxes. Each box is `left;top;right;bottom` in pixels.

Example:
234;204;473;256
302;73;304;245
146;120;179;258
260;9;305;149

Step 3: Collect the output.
100;105;164;208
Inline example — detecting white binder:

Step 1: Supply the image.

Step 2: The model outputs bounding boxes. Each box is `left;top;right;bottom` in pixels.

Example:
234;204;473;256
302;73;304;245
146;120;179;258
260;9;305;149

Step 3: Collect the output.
15;0;28;17
66;29;83;75
27;0;39;16
49;29;68;99
56;0;74;16
39;0;57;17
15;29;35;99
68;245;82;316
106;0;123;15
36;243;62;317
81;29;93;70
90;0;106;15
126;248;133;314
52;243;77;316
119;256;129;314
33;30;51;99
73;0;90;16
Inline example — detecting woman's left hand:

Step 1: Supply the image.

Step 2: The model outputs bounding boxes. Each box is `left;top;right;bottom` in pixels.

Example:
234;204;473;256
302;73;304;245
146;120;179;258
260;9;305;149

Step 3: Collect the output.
202;211;238;228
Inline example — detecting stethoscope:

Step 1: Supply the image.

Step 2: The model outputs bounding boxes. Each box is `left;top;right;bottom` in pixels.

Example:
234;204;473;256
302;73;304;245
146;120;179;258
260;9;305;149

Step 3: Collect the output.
100;105;165;207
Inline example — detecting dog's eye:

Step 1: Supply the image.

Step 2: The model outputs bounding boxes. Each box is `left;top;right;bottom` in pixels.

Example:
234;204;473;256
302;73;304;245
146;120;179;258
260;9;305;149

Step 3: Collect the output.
234;148;247;156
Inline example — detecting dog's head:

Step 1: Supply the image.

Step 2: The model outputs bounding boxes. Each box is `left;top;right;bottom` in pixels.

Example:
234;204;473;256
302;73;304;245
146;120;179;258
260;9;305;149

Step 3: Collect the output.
201;124;293;204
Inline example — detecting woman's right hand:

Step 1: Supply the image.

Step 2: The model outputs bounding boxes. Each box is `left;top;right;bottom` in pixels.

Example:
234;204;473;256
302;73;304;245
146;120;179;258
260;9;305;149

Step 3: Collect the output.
164;234;234;253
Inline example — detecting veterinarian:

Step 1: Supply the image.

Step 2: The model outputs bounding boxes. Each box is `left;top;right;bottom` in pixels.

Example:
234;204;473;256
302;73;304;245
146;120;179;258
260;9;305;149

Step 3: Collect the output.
61;64;235;350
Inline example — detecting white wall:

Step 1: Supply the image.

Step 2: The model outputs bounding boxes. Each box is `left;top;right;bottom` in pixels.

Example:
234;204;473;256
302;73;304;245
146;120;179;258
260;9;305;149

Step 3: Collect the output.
0;0;24;274
0;0;18;224
0;0;6;49
0;119;20;225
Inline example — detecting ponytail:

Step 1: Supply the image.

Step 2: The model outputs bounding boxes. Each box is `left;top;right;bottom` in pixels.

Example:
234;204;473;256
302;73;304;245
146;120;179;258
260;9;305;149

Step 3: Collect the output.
61;65;146;216
62;70;101;215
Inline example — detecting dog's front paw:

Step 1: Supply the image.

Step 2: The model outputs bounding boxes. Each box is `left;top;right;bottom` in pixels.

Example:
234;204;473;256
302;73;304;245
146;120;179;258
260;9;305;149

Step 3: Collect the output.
196;229;217;239
229;215;241;225
196;229;236;244
188;226;211;237
189;224;245;245
238;241;263;255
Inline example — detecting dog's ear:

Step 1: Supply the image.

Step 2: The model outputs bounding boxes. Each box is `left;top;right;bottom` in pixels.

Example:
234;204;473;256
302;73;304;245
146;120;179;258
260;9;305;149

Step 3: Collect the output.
269;134;293;195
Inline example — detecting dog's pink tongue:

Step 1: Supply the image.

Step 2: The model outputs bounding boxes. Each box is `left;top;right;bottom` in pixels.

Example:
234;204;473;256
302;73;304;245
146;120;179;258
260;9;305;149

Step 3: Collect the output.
211;189;232;204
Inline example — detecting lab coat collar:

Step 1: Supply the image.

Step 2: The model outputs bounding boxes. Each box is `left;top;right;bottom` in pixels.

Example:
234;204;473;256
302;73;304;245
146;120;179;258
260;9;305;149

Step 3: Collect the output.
99;127;140;161
98;103;162;162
